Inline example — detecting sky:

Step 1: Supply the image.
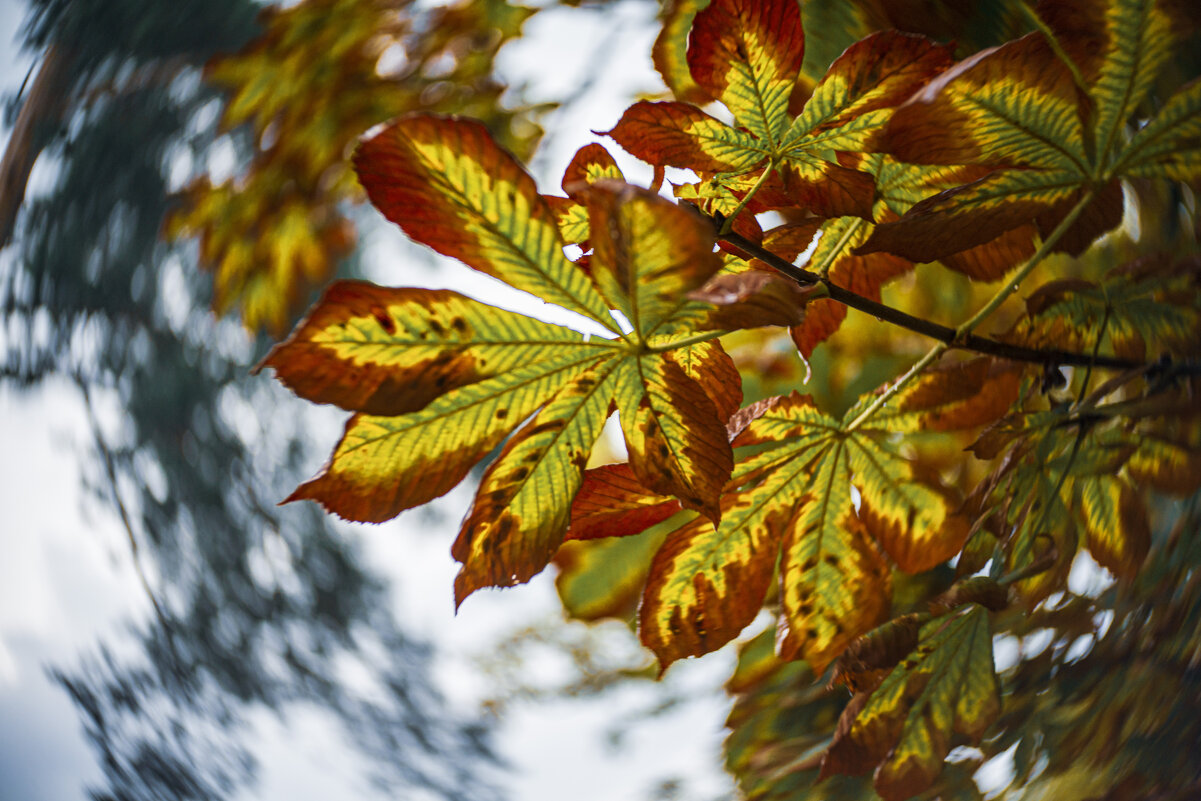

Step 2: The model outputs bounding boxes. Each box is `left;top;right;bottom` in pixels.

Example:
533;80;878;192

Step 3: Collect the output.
0;2;737;800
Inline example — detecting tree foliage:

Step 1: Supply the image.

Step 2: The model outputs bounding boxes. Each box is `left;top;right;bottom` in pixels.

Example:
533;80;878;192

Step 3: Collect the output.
8;0;1201;798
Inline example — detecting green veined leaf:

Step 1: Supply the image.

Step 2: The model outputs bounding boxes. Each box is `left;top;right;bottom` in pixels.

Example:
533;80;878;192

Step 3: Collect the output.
616;353;734;521
688;0;805;146
776;451;893;672
639;507;784;670
580;181;723;339
1047;0;1176;171
821;605;1000;801
605;101;767;172
1118;77;1201;178
1127;435;1201;495
286;347;612;523
882;33;1088;172
783;31;954;155
452;359;622;605
260;281;596;415
354;115;618;331
859;169;1119;264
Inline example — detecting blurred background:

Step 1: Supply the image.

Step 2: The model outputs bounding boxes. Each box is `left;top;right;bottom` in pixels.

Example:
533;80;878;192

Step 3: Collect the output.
0;1;737;799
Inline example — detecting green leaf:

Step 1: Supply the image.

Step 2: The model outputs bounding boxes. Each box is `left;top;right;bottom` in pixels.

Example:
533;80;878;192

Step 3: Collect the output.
821;605;1000;801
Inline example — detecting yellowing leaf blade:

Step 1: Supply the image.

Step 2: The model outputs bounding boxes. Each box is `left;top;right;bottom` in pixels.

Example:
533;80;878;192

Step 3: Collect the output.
581;181;722;338
604;101;765;172
640;507;784;669
262;281;598;415
617;354;734;521
354;115;617;331
822;605;1000;801
688;0;805;144
453;358;622;605
287;348;608;523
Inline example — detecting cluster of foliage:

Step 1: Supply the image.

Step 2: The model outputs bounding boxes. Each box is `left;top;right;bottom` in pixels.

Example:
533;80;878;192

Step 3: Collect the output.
252;0;1201;795
164;0;561;334
162;0;1201;797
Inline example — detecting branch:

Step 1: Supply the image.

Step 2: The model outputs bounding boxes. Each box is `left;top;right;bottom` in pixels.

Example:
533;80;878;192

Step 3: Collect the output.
716;226;1144;371
1;44;72;249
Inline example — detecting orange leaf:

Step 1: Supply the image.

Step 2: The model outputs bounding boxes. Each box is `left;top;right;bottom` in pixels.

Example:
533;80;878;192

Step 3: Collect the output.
567;463;681;541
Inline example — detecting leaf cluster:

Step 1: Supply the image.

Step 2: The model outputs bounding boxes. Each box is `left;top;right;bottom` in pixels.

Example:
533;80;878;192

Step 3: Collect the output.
253;0;1201;798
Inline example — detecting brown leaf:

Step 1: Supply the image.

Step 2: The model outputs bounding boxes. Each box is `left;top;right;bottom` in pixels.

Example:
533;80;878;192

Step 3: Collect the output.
566;463;681;541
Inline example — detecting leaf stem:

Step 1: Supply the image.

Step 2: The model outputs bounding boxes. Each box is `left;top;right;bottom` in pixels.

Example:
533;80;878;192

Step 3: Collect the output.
718;160;776;235
843;190;1097;432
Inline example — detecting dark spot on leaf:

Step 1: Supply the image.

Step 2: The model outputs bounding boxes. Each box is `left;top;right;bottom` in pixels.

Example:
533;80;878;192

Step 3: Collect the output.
824;554;840;567
495;408;509;420
450;316;469;334
371;306;396;334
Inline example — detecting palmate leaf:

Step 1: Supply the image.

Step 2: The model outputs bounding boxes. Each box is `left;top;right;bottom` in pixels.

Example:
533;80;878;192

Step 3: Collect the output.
608;0;950;221
821;605;1000;801
864;0;1197;264
637;392;970;672
271;114;739;605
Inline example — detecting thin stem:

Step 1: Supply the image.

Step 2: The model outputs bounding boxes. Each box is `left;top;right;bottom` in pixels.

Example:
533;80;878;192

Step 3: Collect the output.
954;191;1096;342
717;226;1143;371
718;161;776;235
845;190;1097;432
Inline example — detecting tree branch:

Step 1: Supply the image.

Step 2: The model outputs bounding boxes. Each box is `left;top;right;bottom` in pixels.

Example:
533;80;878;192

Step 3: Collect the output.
715;226;1145;371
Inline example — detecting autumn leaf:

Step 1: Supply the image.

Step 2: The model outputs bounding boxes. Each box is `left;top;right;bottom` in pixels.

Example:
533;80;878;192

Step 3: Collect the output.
168;0;543;332
637;392;969;672
270;114;739;606
607;0;954;221
821;604;1001;801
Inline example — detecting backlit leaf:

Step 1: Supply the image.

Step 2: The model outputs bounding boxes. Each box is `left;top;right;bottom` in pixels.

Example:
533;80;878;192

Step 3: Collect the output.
581;181;722;338
453;360;622;605
354;115;618;331
286;347;613;523
567;463;681;542
821;605;1000;801
260;281;587;415
605;101;765;173
640;508;784;669
688;0;805;146
616;354;734;522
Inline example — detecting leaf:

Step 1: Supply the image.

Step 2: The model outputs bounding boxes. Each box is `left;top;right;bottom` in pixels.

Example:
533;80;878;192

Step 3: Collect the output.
286;347;614;523
354;115;618;332
821;605;1001;801
567;463;681;541
452;361;622;605
545;143;627;246
616;354;734;522
640;508;785;670
555;515;677;622
885;358;1026;433
1043;0;1176;171
278;117;741;605
652;0;714;104
882;33;1088;171
579;181;723;338
1075;474;1151;580
260;281;587;415
606;101;766;173
781;31;955;156
1118;77;1201;179
1127;435;1201;495
688;0;805;145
